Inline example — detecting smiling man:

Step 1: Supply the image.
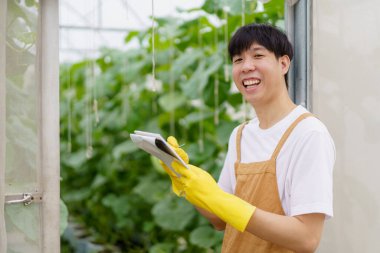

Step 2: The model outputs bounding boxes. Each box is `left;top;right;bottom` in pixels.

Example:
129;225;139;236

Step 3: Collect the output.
161;23;335;253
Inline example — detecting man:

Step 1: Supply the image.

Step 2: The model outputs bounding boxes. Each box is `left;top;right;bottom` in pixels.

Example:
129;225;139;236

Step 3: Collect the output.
161;23;335;252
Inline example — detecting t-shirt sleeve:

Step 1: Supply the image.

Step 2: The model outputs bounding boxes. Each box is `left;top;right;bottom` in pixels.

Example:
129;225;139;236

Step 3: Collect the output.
218;127;238;194
289;130;335;219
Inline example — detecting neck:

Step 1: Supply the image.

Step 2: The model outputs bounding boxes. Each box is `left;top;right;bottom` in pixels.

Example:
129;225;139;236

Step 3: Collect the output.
252;92;297;129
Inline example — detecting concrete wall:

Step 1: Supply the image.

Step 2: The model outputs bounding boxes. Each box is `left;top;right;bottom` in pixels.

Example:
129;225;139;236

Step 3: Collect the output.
312;0;380;252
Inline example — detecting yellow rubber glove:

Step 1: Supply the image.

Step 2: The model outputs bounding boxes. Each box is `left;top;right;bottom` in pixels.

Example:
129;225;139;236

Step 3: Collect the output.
159;136;189;196
172;162;256;232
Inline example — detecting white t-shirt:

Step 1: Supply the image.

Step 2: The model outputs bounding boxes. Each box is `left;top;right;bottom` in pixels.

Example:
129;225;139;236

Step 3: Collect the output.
218;105;335;218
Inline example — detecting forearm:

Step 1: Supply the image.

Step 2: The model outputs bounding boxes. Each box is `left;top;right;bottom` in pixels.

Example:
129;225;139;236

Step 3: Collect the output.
246;208;325;253
168;161;324;252
195;206;226;231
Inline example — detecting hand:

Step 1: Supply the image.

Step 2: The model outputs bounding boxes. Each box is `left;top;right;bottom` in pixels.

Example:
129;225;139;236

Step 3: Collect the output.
167;136;189;163
172;162;256;232
159;136;189;196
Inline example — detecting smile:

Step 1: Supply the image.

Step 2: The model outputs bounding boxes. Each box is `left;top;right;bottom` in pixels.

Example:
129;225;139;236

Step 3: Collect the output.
242;78;261;88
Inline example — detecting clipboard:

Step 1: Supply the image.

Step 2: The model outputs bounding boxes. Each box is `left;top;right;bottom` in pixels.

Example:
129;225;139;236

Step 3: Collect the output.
130;130;189;177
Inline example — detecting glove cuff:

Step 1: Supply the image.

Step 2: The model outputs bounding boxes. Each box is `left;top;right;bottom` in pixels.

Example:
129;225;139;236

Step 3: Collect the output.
212;191;256;232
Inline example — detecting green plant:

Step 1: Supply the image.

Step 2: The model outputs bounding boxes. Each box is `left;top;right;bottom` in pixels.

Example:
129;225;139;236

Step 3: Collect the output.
60;0;284;252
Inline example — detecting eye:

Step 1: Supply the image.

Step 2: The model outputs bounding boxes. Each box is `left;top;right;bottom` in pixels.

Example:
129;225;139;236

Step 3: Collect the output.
254;54;264;58
233;58;242;63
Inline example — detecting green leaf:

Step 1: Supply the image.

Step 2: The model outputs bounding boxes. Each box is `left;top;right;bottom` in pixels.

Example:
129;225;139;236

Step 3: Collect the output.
102;194;131;217
158;92;187;112
112;140;139;160
60;199;69;235
149;243;175;253
264;0;285;14
25;0;36;7
181;61;209;99
124;31;139;44
151;156;165;174
201;0;257;15
190;226;223;248
201;0;219;14
64;149;87;168
205;54;224;76
186;140;217;164
62;187;92;202
227;92;243;107
216;121;237;145
133;176;169;204
180;110;213;126
172;49;203;79
152;197;196;231
224;0;252;15
124;61;147;83
91;174;108;188
19;31;36;44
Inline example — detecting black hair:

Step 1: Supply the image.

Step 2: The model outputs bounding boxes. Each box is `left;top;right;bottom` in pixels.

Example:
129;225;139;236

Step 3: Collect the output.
228;23;294;88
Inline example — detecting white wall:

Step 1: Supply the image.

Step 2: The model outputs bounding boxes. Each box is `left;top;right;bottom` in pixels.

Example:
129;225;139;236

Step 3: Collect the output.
312;0;380;252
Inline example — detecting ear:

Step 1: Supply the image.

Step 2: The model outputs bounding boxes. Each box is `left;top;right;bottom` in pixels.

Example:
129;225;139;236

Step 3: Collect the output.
279;55;291;75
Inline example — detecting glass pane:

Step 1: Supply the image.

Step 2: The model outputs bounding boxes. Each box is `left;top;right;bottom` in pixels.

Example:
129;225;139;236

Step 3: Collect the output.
312;0;380;251
6;0;40;193
5;204;42;253
5;0;42;251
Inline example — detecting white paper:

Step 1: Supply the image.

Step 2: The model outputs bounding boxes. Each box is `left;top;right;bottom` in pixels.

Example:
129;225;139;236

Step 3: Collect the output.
130;130;189;177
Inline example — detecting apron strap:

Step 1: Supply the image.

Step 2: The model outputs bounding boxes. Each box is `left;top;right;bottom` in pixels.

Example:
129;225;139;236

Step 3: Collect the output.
270;113;315;160
235;122;249;163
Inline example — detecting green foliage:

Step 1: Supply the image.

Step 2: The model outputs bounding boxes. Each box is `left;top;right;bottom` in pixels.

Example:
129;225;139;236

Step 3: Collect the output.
60;200;69;235
60;0;284;252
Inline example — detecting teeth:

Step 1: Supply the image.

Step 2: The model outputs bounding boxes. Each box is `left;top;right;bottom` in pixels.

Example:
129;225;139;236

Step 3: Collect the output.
243;79;260;86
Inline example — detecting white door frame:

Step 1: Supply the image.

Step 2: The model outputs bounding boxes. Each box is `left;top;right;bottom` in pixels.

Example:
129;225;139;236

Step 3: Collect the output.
1;0;60;251
40;0;60;251
0;0;8;251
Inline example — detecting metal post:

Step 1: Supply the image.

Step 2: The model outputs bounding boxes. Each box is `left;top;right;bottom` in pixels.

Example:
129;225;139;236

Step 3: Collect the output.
285;0;312;110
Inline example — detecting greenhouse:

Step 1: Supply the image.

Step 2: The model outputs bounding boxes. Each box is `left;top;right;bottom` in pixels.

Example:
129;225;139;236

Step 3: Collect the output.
1;0;380;252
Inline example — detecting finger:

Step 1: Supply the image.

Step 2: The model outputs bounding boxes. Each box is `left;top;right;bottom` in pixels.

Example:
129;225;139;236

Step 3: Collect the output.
167;136;179;148
167;136;189;163
188;165;217;183
159;160;177;178
172;188;182;196
174;147;189;164
171;161;191;178
188;164;203;173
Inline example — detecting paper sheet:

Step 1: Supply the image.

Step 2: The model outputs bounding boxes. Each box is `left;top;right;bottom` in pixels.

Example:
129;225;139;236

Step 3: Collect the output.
130;130;189;177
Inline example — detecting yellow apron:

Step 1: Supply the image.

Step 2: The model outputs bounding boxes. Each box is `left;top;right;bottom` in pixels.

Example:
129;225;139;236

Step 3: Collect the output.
221;113;313;253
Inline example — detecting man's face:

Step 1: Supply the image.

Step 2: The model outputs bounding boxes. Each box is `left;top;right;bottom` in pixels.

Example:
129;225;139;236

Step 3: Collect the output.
231;43;289;107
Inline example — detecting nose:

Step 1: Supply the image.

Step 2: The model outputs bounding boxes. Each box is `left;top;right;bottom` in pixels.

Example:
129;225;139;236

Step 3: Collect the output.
241;58;256;73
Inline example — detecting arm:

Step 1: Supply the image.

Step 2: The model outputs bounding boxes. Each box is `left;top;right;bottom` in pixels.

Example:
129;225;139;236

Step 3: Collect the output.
195;206;226;231
197;198;324;251
246;209;325;253
173;163;326;253
244;130;333;251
